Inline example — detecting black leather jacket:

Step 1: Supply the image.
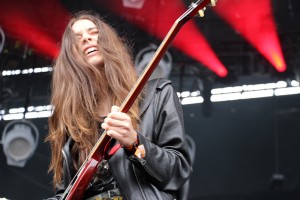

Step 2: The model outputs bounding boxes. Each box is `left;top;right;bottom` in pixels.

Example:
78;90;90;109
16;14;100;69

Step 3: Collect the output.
49;78;192;200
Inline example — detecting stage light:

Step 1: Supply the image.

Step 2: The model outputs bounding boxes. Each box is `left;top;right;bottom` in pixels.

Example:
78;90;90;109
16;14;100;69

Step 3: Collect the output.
135;44;172;80
100;0;228;77
1;119;39;167
0;0;69;59
122;0;145;9
213;0;286;72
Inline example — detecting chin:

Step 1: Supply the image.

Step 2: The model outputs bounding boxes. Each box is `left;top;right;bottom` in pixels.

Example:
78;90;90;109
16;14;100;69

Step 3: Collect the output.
88;57;104;67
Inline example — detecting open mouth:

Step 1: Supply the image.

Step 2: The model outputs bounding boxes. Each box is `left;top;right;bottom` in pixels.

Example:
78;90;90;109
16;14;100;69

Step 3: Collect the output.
85;47;98;55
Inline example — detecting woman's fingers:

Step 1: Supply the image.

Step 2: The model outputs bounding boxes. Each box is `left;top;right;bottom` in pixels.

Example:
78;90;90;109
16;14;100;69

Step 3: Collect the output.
101;105;137;147
111;105;120;112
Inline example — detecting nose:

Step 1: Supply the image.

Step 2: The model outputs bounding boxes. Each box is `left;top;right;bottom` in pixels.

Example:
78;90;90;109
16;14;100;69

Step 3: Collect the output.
81;32;92;43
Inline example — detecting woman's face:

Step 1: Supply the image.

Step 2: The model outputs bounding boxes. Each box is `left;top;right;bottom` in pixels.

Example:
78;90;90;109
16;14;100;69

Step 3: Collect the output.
72;19;104;67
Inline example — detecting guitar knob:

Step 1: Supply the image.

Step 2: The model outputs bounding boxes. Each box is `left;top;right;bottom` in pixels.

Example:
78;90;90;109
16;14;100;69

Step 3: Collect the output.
210;0;217;7
198;9;205;17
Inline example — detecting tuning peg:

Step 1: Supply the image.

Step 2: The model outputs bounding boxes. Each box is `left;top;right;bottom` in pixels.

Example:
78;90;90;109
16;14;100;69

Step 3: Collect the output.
210;0;217;7
198;7;206;17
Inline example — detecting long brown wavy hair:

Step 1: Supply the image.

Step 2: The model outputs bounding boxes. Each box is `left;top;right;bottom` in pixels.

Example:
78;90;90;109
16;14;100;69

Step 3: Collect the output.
46;11;141;186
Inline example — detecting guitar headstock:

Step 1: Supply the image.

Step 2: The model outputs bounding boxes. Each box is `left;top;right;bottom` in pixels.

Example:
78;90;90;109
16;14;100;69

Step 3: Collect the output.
198;0;217;17
179;0;217;22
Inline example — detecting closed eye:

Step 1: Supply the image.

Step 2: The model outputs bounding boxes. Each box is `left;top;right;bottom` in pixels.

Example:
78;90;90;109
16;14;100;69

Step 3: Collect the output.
90;30;99;35
75;33;82;40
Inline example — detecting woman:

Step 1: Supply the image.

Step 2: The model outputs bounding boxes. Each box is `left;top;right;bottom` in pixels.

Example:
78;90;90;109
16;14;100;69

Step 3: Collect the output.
46;11;191;200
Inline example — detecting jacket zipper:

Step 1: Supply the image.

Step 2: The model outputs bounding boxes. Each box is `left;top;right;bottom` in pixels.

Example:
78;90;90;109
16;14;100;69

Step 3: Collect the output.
132;164;147;200
137;158;163;183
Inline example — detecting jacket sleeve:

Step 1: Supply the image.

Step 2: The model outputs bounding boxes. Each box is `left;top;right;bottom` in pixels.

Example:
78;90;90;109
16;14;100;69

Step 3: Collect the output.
44;187;64;200
130;79;192;191
45;138;74;200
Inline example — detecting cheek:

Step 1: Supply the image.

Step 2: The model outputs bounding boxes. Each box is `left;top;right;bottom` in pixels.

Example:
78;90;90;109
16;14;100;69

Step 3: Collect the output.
71;45;77;52
71;45;81;56
71;45;86;61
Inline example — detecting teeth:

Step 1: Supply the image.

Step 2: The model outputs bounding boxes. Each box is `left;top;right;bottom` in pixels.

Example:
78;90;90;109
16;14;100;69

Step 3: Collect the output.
85;47;97;55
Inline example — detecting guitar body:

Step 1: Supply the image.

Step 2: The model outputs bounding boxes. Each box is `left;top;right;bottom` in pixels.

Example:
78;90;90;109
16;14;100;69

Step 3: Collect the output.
63;135;112;200
66;158;99;200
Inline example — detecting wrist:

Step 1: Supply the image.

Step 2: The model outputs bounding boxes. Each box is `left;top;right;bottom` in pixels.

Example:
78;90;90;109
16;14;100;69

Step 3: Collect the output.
124;133;139;152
